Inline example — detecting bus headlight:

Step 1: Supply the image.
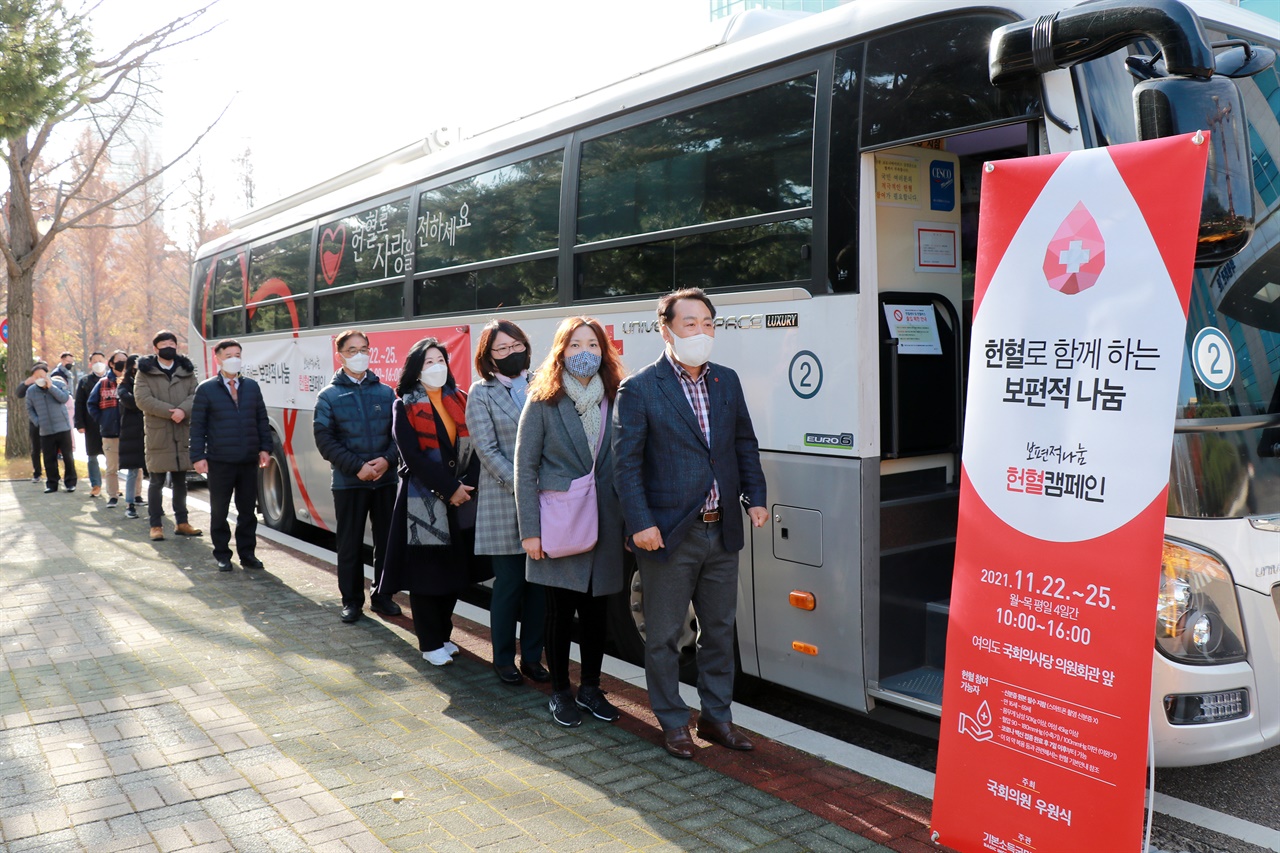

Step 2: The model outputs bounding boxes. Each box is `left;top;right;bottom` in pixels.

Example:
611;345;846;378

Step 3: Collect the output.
1156;541;1247;664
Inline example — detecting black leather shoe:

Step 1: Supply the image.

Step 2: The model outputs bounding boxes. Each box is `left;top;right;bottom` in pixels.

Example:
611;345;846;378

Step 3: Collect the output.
340;605;361;624
43;486;57;494
216;560;233;572
520;661;551;683
240;557;265;570
493;663;523;685
370;594;401;616
696;719;754;751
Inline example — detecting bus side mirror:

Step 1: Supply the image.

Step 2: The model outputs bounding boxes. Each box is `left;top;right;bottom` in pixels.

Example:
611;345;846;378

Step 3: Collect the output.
1134;75;1253;267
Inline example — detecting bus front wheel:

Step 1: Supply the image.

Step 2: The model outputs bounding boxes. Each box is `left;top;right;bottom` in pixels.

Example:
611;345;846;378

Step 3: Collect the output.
258;435;297;536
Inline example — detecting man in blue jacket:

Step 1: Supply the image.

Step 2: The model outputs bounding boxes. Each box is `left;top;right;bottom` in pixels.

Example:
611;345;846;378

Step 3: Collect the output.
190;339;272;572
314;329;400;623
614;287;769;760
26;363;78;493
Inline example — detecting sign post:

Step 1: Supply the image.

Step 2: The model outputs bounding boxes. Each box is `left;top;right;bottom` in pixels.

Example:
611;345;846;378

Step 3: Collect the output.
931;133;1209;853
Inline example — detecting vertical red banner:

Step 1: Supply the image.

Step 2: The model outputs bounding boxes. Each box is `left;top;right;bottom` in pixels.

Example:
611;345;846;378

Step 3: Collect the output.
931;133;1209;853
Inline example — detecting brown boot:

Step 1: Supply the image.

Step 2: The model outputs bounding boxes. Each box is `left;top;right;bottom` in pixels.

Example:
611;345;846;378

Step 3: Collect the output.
174;523;202;536
90;485;102;497
150;527;165;541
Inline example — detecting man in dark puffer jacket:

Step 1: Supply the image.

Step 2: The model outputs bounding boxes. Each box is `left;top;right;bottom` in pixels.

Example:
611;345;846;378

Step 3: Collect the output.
314;329;400;623
190;339;272;572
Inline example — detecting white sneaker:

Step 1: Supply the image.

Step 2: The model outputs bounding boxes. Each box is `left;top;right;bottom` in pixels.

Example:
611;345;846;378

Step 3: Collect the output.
443;641;460;656
422;647;453;666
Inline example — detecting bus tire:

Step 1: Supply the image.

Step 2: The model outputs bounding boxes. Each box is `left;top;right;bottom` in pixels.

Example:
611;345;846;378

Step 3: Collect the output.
258;434;297;536
607;552;698;669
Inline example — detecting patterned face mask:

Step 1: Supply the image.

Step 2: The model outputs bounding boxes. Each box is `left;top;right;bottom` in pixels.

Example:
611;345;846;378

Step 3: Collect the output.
565;351;601;378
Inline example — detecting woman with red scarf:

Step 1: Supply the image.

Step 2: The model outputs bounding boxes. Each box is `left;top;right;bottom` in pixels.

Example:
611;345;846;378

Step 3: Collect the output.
379;338;489;666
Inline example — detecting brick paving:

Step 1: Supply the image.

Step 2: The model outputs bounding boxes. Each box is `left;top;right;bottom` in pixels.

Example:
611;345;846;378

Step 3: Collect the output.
0;479;950;852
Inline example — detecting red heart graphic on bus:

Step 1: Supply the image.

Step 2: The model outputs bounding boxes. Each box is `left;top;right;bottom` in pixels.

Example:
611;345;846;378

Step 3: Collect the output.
320;226;345;285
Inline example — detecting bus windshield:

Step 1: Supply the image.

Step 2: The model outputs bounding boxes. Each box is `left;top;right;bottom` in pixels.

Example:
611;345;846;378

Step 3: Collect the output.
1077;30;1280;518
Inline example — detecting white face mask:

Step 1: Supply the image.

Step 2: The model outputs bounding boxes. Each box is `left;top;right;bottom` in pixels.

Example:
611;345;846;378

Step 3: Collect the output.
344;352;370;374
91;362;107;376
669;332;714;368
34;377;48;388
220;357;243;375
421;362;449;389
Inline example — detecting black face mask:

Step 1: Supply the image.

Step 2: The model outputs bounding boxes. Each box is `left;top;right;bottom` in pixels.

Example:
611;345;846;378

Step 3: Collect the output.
112;361;126;372
158;346;177;360
493;350;530;378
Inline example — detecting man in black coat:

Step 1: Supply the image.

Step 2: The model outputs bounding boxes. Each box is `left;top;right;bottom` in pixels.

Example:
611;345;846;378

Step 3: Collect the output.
74;351;108;497
190;339;272;571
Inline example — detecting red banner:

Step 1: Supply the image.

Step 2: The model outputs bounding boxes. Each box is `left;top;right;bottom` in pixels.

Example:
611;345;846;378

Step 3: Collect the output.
334;326;473;391
931;133;1209;853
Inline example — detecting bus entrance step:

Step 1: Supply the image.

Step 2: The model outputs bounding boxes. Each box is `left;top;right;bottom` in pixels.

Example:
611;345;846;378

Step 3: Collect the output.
879;666;944;705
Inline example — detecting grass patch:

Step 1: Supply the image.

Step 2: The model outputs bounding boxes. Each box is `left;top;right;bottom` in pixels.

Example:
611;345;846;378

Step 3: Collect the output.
0;434;37;481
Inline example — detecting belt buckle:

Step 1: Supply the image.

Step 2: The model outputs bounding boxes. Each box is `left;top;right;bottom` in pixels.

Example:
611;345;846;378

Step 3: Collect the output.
701;509;721;523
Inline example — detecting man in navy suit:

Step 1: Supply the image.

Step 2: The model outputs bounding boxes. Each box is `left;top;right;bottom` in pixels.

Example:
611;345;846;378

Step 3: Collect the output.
190;339;272;572
614;287;768;759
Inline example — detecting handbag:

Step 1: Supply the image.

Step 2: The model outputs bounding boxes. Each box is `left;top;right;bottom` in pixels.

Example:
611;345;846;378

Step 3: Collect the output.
406;435;477;545
538;400;606;559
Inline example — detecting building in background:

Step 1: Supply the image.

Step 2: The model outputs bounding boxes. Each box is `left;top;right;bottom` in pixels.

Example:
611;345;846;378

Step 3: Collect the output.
710;0;848;20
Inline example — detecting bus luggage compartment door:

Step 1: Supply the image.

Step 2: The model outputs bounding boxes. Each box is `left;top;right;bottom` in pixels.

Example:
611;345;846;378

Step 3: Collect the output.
748;452;869;712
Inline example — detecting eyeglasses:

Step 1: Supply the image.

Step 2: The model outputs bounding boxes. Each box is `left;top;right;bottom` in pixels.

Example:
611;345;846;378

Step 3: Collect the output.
491;343;526;357
111;362;127;370
341;347;371;357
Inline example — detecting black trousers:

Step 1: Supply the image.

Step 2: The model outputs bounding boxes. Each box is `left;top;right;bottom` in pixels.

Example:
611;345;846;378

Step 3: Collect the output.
207;460;259;562
545;584;607;693
410;592;457;652
41;430;76;489
29;423;42;478
149;472;189;527
333;485;395;608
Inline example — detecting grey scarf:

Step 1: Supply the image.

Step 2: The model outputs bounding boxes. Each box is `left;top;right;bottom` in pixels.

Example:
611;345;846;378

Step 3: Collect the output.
561;373;604;456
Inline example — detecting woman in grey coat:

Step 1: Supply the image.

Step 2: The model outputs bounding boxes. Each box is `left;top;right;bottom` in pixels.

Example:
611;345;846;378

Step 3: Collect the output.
469;319;547;685
515;316;625;728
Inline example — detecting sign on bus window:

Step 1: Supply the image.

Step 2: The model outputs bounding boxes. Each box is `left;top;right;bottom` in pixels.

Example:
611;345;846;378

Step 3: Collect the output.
317;198;412;290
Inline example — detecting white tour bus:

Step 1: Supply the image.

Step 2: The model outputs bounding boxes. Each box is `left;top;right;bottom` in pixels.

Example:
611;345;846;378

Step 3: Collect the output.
190;0;1280;766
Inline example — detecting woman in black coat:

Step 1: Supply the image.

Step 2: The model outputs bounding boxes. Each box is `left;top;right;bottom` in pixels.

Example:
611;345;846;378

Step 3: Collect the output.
377;338;488;666
116;354;148;517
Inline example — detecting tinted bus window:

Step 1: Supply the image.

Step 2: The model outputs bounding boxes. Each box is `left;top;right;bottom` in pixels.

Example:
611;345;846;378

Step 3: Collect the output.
315;284;402;326
212;254;245;311
577;75;816;243
577;220;811;300
251;231;311;298
861;15;1035;147
414;258;557;315
317;199;411;290
415;151;562;272
192;256;217;338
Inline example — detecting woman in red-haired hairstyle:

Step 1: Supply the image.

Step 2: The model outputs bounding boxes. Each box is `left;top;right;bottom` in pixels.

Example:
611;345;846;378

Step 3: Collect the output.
514;317;626;728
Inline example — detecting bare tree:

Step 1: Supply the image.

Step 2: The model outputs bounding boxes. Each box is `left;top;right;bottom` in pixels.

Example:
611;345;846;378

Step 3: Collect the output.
1;0;221;459
234;144;255;212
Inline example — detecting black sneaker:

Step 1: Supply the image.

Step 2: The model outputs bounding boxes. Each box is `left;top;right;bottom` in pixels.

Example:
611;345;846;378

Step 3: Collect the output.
106;497;119;509
124;505;139;519
133;496;146;505
548;691;582;728
575;686;620;722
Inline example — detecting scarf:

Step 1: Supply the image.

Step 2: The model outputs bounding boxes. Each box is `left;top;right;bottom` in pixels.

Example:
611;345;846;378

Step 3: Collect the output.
495;370;529;409
561;373;604;456
97;374;119;410
402;385;468;456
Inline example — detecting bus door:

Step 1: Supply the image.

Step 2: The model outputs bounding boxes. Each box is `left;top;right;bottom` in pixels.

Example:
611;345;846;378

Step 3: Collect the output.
866;131;1033;711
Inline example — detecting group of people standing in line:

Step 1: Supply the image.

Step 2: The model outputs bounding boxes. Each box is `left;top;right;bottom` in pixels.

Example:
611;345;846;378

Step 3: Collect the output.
314;286;767;756
19;286;768;759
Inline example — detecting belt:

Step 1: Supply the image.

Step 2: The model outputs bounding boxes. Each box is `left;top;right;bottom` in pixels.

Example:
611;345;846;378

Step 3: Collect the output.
698;507;722;523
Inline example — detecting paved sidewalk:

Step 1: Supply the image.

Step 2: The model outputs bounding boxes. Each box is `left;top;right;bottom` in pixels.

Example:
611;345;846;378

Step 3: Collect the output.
0;479;946;852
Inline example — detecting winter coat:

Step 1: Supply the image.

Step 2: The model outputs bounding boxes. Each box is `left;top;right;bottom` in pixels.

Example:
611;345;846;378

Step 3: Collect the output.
87;373;121;439
133;355;198;473
74;373;105;454
190;375;272;464
514;393;624;596
313;369;397;490
26;378;73;436
467;378;525;555
377;391;490;597
117;377;147;470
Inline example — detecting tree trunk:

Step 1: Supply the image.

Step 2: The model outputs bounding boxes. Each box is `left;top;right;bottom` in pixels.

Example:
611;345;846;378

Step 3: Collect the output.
5;137;36;460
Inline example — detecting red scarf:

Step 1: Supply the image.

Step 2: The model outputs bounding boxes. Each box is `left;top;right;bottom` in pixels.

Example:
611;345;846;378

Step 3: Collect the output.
403;386;468;454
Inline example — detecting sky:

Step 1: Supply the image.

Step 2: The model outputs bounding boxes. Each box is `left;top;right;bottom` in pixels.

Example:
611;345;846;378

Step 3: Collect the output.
85;0;715;231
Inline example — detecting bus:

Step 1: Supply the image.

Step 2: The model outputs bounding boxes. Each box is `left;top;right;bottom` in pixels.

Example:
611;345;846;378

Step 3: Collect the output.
190;0;1280;767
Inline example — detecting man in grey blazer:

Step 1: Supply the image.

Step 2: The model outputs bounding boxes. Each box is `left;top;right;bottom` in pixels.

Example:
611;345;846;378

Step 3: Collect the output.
614;287;768;759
